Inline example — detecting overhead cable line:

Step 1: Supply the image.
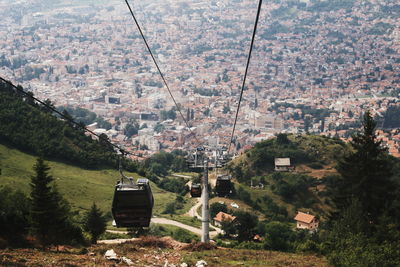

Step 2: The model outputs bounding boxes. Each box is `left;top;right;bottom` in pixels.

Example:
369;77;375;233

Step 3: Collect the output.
0;77;135;157
227;0;263;154
124;0;200;144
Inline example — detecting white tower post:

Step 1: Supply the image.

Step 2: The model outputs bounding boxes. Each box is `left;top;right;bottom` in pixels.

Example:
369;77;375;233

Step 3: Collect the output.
201;157;210;243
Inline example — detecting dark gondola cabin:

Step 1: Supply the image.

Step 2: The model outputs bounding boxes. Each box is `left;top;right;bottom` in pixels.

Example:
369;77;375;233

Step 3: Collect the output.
190;183;202;198
112;178;154;228
215;175;232;197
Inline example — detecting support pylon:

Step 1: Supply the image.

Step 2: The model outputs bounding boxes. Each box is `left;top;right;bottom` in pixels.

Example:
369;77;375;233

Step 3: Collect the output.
201;158;210;243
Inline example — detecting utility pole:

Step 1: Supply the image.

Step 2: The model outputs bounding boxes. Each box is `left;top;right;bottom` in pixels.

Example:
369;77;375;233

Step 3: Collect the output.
201;157;210;243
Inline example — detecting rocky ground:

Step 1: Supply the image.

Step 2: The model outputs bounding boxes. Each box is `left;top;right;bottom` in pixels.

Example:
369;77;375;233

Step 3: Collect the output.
0;236;327;267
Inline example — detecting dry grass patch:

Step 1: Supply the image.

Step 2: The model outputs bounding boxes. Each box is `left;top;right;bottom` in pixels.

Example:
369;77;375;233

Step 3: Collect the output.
130;236;173;249
183;241;217;252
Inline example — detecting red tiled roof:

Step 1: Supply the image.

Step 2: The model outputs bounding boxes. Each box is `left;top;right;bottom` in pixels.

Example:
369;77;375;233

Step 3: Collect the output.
294;211;316;224
214;211;236;223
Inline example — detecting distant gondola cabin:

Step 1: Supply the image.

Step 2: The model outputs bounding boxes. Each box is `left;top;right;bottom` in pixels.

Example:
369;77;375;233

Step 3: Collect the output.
190;183;202;198
215;175;232;197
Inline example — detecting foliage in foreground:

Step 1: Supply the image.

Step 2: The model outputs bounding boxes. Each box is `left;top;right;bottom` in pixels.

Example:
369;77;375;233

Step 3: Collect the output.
0;158;113;248
30;158;84;248
324;111;400;265
0;186;30;246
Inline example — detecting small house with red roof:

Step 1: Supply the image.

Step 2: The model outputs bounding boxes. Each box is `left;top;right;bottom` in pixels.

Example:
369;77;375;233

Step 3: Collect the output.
213;211;236;227
294;211;319;231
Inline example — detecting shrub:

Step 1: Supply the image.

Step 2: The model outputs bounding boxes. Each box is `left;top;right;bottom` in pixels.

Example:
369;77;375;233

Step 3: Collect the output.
210;202;228;219
0;186;30;246
296;239;320;253
172;228;198;243
307;162;324;169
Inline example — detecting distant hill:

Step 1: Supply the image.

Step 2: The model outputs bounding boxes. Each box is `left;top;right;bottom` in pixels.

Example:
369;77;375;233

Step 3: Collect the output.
226;134;352;220
0;80;127;169
231;134;350;176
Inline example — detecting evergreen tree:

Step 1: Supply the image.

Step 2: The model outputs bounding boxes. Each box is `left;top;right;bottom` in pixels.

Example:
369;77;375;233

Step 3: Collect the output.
30;158;55;247
334;111;395;225
84;202;106;244
30;158;81;248
324;112;400;266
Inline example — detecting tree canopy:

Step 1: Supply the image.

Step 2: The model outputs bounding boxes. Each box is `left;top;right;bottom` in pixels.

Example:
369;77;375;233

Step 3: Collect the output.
0;80;124;169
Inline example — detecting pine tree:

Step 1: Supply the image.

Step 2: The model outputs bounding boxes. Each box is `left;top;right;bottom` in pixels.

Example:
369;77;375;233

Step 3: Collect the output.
30;158;56;247
84;202;106;244
334;111;395;225
30;158;80;248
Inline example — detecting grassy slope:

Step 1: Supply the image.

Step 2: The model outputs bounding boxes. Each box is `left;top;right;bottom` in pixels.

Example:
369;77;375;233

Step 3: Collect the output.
225;135;348;219
0;143;176;216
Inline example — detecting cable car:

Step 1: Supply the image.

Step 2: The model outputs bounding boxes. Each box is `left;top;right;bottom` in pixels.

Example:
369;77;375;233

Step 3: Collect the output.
215;175;233;197
112;177;154;228
190;183;202;198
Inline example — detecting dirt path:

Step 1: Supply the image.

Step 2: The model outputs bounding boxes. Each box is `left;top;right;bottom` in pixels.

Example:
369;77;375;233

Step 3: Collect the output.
152;217;220;238
104;216;220;240
97;237;137;244
187;199;202;219
172;174;193;179
153;217;203;235
186;199;223;236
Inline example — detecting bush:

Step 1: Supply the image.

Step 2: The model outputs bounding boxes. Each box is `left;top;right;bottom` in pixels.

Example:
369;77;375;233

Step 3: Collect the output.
307;162;324;169
271;173;313;201
0;186;30;246
210;202;228;219
236;186;253;206
263;221;294;252
158;177;188;194
162;199;184;214
172;229;199;243
327;234;400;267
296;239;320;253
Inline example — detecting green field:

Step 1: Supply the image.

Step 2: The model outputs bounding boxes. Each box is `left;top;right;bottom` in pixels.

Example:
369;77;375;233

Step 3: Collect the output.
0;144;177;216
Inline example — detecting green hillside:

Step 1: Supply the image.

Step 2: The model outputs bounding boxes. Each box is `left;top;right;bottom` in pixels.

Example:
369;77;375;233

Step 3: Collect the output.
233;134;351;175
226;134;352;221
0;80;127;169
0;143;176;216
